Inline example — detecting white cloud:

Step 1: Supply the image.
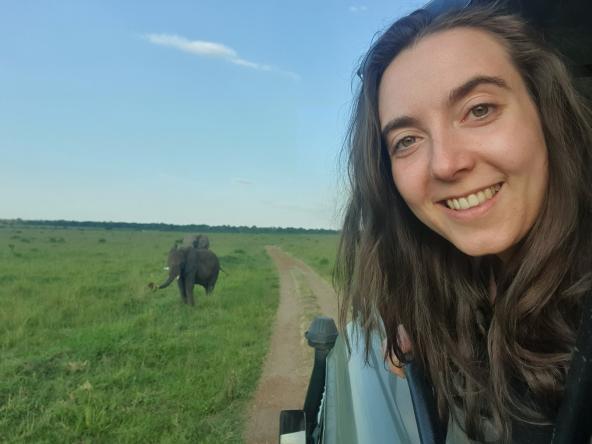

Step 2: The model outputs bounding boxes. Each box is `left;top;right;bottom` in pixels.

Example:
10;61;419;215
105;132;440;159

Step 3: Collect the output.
144;33;299;80
145;34;236;58
349;5;368;12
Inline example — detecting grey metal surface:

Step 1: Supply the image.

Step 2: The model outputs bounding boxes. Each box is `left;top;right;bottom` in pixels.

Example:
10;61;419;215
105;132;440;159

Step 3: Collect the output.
320;324;475;444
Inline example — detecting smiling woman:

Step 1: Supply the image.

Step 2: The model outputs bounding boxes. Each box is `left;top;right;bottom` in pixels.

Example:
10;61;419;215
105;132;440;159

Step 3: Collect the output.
336;3;592;443
380;27;549;259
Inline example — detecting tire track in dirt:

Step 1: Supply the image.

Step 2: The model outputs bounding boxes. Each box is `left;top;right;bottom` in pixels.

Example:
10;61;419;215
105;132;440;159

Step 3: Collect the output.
244;246;338;444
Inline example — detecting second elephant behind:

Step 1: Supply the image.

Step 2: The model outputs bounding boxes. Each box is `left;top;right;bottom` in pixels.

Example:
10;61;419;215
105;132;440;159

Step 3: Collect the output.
182;234;209;249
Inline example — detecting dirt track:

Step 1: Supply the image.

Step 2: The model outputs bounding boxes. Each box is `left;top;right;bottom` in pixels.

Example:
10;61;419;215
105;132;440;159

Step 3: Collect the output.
244;246;338;444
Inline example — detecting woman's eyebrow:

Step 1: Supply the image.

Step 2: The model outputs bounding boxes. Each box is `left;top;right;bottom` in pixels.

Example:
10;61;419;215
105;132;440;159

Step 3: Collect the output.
447;75;509;107
381;115;422;140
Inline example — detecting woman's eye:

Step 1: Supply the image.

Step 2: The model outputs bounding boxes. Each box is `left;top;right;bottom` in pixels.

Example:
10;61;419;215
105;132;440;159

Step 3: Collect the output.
394;135;417;152
469;103;494;119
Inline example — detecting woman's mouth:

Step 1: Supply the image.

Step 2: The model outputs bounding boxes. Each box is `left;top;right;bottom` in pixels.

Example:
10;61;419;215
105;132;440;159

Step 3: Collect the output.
443;183;502;211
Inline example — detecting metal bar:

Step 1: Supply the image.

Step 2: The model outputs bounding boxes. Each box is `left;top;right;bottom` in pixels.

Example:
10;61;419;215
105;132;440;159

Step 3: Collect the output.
406;360;447;444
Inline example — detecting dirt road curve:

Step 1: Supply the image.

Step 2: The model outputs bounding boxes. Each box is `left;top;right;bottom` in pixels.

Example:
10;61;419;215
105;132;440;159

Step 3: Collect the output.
244;246;338;444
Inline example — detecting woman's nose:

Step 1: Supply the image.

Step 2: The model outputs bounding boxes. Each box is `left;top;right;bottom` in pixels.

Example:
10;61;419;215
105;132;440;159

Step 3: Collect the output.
428;131;476;181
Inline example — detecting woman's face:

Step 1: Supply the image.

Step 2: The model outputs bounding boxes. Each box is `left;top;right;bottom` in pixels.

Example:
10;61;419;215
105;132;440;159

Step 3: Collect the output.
378;27;548;258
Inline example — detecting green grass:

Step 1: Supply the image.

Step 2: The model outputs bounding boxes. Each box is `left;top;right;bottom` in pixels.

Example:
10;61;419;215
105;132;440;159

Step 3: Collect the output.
0;227;338;442
271;233;340;281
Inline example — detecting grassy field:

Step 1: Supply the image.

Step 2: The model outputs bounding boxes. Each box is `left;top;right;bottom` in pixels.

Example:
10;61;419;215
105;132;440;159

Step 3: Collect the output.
272;233;339;282
0;226;338;443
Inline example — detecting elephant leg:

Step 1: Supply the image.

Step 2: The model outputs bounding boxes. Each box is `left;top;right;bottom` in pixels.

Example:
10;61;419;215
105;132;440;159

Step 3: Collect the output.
177;276;187;303
206;269;220;295
184;277;195;306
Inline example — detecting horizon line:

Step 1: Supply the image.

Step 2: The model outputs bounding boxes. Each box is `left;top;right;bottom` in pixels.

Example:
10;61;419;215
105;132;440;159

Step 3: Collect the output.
0;218;339;233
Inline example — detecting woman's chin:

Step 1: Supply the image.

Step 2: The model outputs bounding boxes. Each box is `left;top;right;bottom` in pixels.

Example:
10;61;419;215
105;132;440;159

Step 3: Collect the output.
451;238;514;259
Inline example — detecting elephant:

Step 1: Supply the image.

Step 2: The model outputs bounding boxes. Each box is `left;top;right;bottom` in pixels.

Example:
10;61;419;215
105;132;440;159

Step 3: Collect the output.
152;244;220;305
181;234;209;249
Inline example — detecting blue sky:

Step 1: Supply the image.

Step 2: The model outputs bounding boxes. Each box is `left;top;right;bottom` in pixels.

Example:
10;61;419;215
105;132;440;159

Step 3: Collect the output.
1;0;425;229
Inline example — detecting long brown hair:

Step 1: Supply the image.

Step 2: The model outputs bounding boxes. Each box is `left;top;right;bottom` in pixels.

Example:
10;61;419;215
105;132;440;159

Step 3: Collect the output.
336;4;592;441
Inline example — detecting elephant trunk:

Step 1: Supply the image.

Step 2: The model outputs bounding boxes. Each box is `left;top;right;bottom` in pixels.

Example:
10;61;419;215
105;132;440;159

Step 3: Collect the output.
158;275;175;289
158;267;179;289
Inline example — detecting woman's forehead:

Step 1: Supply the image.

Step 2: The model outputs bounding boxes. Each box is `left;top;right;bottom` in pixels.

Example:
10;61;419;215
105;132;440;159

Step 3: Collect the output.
378;27;520;117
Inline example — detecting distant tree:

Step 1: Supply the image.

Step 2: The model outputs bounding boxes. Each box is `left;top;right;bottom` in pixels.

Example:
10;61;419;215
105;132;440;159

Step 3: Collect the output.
2;218;338;235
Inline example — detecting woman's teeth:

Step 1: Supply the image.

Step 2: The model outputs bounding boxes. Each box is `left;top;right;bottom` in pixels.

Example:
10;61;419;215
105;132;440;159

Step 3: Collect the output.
446;184;501;210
